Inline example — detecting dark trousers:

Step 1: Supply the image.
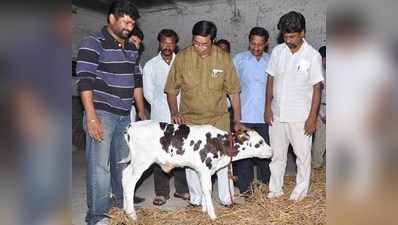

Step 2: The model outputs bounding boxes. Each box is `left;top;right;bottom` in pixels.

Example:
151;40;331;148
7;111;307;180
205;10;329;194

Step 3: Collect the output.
234;123;271;193
153;165;189;197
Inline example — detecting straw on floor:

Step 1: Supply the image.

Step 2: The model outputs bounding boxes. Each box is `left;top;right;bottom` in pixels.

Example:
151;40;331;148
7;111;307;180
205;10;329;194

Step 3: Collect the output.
107;168;325;225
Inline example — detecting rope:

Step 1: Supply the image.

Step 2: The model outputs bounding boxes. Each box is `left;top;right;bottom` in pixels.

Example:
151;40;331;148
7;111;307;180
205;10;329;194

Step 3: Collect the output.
227;132;237;207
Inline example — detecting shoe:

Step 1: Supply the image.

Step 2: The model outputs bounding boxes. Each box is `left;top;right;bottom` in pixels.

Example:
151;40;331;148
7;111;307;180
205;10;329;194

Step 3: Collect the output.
152;195;170;206
173;192;190;200
134;196;145;204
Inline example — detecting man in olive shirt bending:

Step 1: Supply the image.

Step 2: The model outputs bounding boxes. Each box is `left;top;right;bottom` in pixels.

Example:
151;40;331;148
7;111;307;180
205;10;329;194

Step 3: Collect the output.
164;20;245;207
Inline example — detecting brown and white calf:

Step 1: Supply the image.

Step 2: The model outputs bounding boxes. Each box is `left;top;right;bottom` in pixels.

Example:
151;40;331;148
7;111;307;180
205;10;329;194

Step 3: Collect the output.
121;120;272;220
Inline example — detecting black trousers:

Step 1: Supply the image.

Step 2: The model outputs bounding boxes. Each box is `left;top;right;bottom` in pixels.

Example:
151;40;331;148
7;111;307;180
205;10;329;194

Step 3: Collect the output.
234;123;271;193
153;165;189;197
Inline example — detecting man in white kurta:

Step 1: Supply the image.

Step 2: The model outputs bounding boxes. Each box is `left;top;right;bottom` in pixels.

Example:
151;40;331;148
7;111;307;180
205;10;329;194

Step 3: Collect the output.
264;11;323;201
143;29;189;205
143;53;178;122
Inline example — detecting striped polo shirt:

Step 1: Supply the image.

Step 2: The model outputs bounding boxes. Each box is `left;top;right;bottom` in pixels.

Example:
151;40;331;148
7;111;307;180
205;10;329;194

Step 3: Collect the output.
76;26;142;115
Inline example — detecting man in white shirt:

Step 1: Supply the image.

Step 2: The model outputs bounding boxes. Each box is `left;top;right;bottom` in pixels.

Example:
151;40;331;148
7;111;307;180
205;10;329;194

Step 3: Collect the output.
142;29;189;206
265;11;323;201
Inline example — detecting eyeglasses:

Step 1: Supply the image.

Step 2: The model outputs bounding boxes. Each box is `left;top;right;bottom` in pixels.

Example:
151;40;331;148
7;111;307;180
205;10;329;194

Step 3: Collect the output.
192;39;211;48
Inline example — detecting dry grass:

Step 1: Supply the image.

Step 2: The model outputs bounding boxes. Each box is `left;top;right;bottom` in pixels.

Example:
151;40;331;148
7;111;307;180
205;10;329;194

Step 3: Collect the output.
107;169;325;225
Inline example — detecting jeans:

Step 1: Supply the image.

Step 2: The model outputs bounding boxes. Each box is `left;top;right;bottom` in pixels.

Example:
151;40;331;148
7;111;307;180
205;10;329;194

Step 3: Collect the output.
153;165;188;197
83;110;130;225
234;123;271;193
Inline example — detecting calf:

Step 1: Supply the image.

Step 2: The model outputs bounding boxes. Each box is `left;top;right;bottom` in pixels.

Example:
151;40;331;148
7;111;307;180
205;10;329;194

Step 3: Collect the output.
121;120;272;220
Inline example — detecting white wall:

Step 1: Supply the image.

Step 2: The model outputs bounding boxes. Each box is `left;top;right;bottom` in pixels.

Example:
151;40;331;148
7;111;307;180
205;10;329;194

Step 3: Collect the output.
73;0;326;64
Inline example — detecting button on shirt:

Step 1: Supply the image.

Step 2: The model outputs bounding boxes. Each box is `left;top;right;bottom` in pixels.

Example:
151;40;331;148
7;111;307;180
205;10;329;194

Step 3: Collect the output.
233;51;270;123
266;39;324;122
143;52;178;122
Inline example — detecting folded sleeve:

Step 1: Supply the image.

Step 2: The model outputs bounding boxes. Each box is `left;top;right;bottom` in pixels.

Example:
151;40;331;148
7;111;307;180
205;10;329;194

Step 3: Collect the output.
266;48;278;77
309;53;324;85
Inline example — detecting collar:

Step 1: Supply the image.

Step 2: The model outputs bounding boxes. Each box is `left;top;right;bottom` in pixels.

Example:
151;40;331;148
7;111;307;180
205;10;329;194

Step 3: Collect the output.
284;38;307;54
246;51;267;61
157;52;175;65
101;26;131;49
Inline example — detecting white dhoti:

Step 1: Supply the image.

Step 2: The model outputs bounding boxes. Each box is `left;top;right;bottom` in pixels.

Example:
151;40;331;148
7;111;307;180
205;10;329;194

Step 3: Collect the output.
269;119;312;201
186;167;234;206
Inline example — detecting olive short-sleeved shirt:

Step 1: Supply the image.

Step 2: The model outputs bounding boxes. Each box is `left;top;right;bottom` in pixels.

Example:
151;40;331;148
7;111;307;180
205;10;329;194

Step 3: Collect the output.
164;45;240;131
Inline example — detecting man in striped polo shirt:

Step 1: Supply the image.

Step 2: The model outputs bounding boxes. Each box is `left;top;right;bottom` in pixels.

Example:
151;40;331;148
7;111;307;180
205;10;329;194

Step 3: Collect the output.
76;1;146;224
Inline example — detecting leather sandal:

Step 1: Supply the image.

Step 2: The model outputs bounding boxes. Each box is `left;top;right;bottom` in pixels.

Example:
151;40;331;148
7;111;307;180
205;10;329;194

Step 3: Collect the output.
173;192;190;200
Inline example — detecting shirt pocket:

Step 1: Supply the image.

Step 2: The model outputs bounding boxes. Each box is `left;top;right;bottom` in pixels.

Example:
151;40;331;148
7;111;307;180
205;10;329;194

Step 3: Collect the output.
294;60;311;83
208;69;224;90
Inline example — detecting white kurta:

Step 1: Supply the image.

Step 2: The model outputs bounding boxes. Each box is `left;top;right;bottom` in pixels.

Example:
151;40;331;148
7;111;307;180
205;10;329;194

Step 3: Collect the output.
142;52;178;123
266;39;323;201
267;39;324;122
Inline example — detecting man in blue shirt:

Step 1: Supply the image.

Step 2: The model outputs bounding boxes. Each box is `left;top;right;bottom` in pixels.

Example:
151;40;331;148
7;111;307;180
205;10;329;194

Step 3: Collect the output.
76;1;146;224
233;27;271;196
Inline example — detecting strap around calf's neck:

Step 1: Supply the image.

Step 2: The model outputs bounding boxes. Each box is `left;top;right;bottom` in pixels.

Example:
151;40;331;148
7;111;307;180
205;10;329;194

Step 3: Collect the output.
226;132;238;157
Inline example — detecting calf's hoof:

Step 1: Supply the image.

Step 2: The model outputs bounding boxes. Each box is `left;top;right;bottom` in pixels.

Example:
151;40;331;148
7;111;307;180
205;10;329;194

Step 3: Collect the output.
267;191;283;199
209;214;217;220
125;211;137;220
289;192;306;202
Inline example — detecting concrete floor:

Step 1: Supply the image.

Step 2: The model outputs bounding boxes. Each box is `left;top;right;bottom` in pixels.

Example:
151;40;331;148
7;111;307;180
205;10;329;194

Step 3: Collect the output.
72;149;297;225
